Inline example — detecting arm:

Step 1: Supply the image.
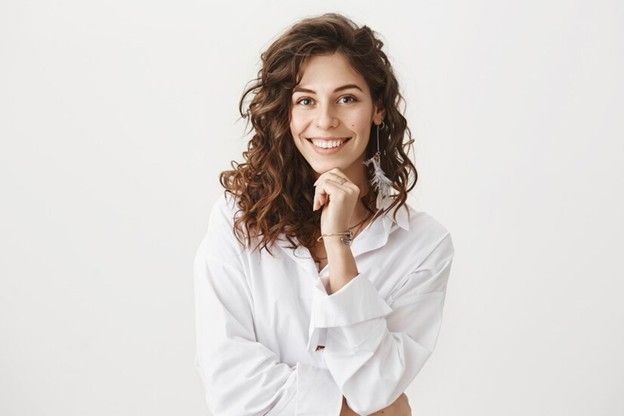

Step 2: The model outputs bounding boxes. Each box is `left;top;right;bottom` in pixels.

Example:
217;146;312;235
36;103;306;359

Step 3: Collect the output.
341;394;411;416
193;196;344;415
309;232;455;415
323;237;359;294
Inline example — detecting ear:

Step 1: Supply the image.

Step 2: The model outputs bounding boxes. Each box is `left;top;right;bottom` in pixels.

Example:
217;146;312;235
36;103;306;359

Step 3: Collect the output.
372;101;386;125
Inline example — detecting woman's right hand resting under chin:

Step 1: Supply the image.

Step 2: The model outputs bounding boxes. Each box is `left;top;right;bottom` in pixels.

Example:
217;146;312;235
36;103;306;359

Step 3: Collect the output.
339;393;412;416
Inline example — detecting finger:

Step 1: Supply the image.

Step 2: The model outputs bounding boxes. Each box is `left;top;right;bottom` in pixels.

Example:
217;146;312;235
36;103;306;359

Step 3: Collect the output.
316;176;356;193
328;167;348;179
327;172;348;183
313;179;328;211
328;174;358;193
313;178;350;210
316;177;352;200
327;168;359;190
398;394;411;416
315;171;349;186
324;172;360;194
313;183;327;211
314;181;332;211
324;178;358;209
313;168;359;210
313;190;325;211
314;169;347;186
313;174;330;211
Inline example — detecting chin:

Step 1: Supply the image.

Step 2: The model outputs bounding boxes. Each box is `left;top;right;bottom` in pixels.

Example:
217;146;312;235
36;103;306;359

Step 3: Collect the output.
309;161;348;175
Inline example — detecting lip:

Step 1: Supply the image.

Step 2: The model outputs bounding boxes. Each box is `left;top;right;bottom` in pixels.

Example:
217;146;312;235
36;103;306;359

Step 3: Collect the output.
306;137;351;155
308;136;351;141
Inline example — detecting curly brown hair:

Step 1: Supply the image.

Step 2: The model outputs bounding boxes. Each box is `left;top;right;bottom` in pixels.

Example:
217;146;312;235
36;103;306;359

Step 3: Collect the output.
219;12;418;255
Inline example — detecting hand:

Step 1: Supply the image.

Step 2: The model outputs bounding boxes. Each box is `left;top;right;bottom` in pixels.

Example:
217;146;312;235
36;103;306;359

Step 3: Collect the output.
339;396;358;416
340;393;411;416
313;168;360;236
369;393;411;415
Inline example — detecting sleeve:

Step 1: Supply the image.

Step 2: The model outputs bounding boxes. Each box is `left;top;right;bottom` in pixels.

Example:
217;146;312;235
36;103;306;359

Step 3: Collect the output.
193;195;344;415
307;231;455;415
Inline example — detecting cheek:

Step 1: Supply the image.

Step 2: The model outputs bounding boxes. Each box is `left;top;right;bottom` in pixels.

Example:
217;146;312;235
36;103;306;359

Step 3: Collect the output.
289;119;307;153
343;110;371;132
289;112;307;134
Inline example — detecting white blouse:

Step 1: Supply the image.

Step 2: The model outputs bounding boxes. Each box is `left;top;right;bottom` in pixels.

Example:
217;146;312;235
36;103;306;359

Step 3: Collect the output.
193;192;455;415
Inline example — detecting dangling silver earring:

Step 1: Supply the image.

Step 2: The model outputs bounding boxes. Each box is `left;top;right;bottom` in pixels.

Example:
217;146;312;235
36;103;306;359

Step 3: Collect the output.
363;121;393;209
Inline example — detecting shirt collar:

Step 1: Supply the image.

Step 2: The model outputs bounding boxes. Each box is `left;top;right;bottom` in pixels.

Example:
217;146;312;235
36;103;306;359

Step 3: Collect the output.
274;195;411;272
376;194;411;232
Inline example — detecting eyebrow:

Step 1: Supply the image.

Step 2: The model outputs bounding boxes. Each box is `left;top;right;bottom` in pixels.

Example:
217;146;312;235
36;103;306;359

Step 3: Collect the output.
292;84;363;94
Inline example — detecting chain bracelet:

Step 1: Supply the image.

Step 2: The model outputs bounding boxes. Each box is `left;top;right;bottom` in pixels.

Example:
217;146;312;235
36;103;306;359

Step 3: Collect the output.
316;230;354;246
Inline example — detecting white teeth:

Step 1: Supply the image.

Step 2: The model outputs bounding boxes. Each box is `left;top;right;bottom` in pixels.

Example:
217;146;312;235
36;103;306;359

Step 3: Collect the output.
310;138;347;149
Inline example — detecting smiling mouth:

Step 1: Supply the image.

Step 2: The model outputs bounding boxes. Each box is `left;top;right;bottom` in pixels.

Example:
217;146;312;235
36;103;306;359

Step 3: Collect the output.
306;137;352;149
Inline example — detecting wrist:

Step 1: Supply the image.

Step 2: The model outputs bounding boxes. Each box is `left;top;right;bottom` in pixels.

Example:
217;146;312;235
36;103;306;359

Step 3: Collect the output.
323;236;353;252
318;229;353;246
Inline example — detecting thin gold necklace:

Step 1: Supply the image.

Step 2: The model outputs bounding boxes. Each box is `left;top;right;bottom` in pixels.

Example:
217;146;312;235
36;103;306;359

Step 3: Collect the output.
348;209;375;236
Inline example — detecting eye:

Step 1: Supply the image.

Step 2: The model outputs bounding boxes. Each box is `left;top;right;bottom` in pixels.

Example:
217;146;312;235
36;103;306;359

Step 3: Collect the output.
339;95;358;104
294;95;359;106
296;97;313;106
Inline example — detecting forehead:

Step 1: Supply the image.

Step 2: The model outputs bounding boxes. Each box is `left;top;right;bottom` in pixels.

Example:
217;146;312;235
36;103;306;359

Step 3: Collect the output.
295;53;368;93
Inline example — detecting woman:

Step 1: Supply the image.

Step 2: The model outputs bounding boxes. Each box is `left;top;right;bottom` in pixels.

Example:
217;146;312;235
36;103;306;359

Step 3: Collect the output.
193;13;455;415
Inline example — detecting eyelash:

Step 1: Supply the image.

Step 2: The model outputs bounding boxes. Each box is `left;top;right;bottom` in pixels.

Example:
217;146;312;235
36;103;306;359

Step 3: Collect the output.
295;95;358;106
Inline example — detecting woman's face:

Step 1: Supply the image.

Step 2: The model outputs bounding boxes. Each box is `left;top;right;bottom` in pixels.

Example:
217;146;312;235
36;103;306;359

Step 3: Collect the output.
289;52;385;177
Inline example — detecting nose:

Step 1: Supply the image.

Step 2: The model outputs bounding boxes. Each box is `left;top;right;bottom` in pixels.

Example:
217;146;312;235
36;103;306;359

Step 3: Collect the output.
315;102;338;129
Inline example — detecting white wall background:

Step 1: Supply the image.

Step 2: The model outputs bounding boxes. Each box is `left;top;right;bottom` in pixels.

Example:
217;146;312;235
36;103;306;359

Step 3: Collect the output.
1;0;622;415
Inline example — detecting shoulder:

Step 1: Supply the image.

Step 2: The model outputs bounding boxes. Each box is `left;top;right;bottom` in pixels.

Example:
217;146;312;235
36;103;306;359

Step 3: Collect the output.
197;192;246;261
209;191;241;226
403;205;455;270
406;205;452;242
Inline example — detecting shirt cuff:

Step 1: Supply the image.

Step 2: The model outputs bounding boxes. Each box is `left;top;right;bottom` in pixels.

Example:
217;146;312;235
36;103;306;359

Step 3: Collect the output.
295;362;343;415
307;273;393;353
